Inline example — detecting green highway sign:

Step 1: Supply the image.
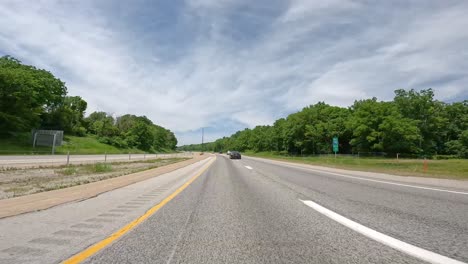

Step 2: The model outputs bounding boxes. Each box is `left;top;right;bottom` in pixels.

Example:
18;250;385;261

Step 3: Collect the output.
332;137;339;153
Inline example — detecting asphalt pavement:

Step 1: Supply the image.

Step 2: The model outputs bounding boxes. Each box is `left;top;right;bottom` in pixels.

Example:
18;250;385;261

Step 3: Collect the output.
2;154;467;263
84;155;467;263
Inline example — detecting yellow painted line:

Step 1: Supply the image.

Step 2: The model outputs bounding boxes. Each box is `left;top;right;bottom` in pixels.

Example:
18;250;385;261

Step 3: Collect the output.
62;157;216;264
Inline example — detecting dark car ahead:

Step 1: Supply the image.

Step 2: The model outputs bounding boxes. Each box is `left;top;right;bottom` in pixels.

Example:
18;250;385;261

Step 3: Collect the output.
229;151;241;159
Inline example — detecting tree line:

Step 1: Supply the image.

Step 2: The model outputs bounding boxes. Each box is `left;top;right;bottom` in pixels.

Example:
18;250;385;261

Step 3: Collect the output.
0;56;177;152
180;89;467;158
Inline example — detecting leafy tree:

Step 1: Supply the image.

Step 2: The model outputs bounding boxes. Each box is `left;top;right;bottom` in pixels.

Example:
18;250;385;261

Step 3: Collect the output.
0;56;67;134
301;103;351;154
130;119;154;151
41;96;87;135
394;89;449;154
176;89;466;158
87;113;178;152
445;101;468;138
164;129;178;150
85;112;119;137
442;101;468;156
347;99;421;154
0;56;178;152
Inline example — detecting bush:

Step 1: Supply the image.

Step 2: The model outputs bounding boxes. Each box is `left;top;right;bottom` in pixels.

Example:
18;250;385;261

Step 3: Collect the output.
433;155;460;160
97;136;111;145
72;126;87;137
444;140;468;158
85;163;113;173
109;136;129;149
58;166;78;175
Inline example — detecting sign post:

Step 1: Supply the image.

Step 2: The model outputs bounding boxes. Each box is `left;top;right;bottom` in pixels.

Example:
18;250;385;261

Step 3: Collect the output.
332;137;339;158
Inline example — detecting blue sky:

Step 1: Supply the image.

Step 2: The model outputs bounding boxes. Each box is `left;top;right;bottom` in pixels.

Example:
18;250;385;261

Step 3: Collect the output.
1;0;467;145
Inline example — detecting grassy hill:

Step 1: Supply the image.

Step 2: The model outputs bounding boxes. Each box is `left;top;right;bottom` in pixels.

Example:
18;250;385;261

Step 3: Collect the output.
0;133;145;155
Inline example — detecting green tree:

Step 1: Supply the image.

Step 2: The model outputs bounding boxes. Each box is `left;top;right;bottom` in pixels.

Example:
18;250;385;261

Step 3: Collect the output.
0;56;67;134
301;103;351;154
394;89;449;154
115;114;178;151
41;96;87;135
130;119;154;151
442;101;468;157
86;112;118;137
347;98;421;154
179;89;465;158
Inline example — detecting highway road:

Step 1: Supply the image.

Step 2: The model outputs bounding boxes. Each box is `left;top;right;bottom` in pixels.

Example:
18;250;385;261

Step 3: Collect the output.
1;155;467;263
0;153;192;168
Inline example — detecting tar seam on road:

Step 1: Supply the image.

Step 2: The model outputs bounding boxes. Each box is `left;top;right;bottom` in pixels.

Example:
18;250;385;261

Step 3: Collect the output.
165;210;194;264
61;157;216;264
300;199;466;264
164;173;209;264
262;159;468;195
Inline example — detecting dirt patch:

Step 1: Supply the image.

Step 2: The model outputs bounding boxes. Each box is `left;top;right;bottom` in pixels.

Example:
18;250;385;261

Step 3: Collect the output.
0;158;188;199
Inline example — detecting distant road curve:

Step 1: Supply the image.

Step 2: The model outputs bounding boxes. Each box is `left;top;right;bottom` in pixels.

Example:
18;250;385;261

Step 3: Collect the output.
0;153;193;168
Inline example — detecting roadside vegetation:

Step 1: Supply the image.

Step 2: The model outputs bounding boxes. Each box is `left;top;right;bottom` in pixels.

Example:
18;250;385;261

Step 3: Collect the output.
0;56;177;154
0;133;146;154
180;89;467;159
0;157;188;199
245;152;468;180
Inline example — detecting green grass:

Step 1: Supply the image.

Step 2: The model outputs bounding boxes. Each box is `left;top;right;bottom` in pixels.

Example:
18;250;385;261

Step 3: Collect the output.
245;151;468;180
55;135;144;154
55;157;188;177
57;163;113;175
0;133;51;154
0;133;144;155
84;163;113;173
60;166;78;175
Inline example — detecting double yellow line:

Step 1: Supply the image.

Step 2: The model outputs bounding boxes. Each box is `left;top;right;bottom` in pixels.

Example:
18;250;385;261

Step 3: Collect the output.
63;157;216;264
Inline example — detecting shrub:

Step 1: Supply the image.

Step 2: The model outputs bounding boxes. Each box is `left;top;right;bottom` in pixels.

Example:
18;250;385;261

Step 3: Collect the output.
72;126;87;137
57;166;78;175
433;155;460;160
85;163;113;173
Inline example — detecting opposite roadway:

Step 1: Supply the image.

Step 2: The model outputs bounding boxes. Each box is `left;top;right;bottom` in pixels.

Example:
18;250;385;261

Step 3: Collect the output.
85;155;467;264
0;153;190;168
1;154;467;263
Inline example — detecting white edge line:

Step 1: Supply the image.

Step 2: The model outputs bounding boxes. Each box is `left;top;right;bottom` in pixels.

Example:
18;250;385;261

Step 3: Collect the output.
245;166;253;170
315;170;468;195
252;158;468;195
300;199;465;264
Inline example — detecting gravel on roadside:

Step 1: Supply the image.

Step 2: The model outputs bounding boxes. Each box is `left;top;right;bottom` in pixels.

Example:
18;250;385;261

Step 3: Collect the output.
0;158;188;199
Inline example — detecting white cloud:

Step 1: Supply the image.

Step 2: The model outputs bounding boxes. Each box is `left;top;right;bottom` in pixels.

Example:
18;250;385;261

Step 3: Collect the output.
1;0;467;145
281;0;361;22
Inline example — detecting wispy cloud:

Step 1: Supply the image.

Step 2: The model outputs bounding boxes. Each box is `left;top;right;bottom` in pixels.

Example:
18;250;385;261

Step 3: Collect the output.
1;0;467;145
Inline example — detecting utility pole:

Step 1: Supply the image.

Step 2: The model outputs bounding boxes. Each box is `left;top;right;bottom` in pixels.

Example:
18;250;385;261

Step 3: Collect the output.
202;128;204;152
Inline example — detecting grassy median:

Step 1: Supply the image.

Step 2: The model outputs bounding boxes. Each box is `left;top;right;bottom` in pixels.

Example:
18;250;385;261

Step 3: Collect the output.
245;152;468;180
0;157;189;199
